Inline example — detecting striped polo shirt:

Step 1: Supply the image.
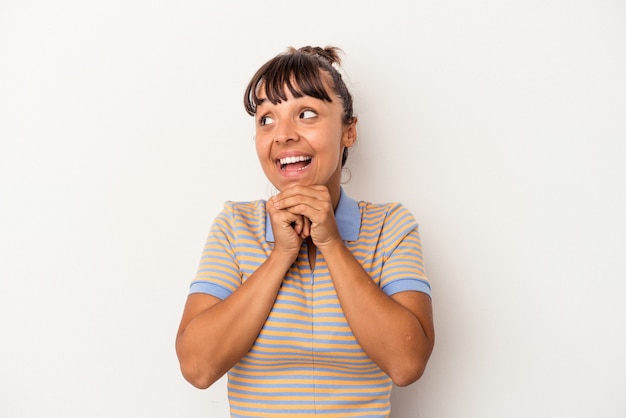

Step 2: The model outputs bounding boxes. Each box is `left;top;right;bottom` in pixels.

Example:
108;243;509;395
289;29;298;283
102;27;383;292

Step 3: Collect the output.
190;189;430;417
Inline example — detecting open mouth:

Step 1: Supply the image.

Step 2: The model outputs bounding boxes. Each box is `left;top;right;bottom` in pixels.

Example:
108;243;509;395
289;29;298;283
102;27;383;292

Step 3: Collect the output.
278;155;312;171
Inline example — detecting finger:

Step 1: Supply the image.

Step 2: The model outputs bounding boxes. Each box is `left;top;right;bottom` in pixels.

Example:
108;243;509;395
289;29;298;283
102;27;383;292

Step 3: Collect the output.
292;215;304;235
268;198;303;232
300;216;311;239
285;199;336;228
274;186;329;209
279;184;326;198
276;196;326;219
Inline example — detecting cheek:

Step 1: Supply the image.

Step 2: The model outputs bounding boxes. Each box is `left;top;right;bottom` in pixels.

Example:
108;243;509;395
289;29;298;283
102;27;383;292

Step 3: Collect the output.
254;137;268;159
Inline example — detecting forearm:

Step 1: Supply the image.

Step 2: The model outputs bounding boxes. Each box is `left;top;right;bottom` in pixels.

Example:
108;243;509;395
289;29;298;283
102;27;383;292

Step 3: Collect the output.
176;251;295;388
320;240;434;386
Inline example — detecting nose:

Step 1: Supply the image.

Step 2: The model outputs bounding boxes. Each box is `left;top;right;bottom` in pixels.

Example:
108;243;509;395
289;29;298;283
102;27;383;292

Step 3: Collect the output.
273;118;298;144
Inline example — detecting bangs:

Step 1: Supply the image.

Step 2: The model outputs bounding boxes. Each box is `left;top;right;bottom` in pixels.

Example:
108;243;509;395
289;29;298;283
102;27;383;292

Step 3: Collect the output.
245;53;333;115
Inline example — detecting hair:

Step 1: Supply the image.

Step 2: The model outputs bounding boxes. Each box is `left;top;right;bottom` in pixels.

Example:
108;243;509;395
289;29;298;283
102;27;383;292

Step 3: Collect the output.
244;46;355;167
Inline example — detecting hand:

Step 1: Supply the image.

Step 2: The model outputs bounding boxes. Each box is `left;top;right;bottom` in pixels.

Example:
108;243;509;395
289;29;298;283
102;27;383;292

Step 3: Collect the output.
271;185;341;249
266;196;308;257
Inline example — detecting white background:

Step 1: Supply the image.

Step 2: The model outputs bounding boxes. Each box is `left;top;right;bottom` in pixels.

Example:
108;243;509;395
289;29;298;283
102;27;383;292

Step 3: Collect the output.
1;1;625;417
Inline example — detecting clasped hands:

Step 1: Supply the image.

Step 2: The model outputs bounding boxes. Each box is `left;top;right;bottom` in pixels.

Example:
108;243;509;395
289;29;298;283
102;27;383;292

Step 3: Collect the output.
267;185;341;255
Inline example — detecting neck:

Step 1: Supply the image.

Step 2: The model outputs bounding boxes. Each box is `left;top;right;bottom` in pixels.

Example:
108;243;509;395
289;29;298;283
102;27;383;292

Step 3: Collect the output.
328;182;342;212
327;166;343;211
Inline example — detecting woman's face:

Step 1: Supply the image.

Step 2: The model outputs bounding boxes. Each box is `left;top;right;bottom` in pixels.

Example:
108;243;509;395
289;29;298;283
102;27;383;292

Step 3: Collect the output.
254;79;356;194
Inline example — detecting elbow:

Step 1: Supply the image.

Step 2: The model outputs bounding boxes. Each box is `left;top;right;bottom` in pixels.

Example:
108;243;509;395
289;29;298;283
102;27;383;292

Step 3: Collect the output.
186;376;213;390
387;346;433;387
179;359;219;390
176;342;221;389
390;332;435;387
389;362;426;387
182;370;212;390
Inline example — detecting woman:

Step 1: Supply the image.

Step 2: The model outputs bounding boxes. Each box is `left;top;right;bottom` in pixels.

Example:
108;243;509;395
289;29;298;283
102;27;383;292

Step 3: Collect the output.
176;46;434;417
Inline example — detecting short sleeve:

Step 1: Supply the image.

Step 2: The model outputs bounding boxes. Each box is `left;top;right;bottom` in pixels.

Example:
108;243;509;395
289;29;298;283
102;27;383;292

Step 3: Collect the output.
379;203;431;298
189;202;242;299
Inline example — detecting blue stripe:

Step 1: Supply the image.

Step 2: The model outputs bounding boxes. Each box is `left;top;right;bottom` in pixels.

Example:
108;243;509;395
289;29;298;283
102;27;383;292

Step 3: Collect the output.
230;403;389;416
232;364;383;376
229;388;389;398
231;372;389;385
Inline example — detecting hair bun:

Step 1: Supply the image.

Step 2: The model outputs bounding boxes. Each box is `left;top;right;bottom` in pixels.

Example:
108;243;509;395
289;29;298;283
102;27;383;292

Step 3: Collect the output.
292;46;343;65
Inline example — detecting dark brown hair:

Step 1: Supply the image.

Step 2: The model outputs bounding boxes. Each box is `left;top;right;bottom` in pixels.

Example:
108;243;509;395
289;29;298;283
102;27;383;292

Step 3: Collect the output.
244;46;355;166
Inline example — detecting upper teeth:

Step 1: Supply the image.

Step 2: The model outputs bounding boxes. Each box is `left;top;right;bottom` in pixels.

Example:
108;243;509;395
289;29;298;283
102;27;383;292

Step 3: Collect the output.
279;156;311;165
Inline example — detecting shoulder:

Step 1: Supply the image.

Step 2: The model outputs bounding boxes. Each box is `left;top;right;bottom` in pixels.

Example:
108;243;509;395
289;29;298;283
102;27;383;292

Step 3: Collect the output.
216;199;267;220
358;200;417;226
357;200;423;259
221;199;267;217
358;201;420;252
217;200;266;235
212;199;267;232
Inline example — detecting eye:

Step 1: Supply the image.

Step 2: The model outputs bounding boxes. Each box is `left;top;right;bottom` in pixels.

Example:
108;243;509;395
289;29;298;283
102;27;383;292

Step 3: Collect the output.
259;115;274;126
299;109;317;119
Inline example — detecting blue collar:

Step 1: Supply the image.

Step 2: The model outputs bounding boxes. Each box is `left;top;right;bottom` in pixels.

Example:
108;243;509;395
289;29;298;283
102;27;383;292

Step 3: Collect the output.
265;188;361;242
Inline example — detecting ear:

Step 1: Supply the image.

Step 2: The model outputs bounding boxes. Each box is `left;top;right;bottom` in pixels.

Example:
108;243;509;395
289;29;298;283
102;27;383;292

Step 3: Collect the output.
342;117;358;148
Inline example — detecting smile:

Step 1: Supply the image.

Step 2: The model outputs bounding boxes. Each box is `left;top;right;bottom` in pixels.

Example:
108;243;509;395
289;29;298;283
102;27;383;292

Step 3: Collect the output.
278;155;312;171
